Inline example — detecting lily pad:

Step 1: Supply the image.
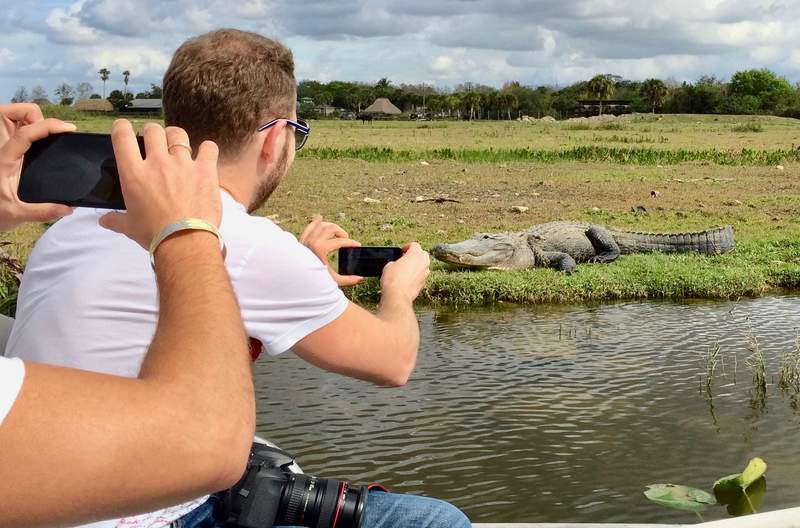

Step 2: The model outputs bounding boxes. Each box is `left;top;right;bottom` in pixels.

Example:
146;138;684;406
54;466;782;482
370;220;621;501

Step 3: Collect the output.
739;458;767;489
713;473;743;495
644;484;716;512
714;476;766;516
713;457;768;493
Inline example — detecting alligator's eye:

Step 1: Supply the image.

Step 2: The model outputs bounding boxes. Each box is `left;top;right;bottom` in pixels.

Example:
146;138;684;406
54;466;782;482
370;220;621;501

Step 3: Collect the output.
482;235;490;239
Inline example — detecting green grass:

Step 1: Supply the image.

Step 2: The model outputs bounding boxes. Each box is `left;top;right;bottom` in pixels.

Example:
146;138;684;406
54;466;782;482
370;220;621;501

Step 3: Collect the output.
299;145;800;165
732;122;764;133
6;111;800;307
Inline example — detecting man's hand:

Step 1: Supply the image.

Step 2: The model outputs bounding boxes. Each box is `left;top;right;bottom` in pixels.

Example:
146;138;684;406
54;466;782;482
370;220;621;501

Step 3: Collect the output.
379;242;430;304
299;215;363;287
0;103;75;231
99;121;221;249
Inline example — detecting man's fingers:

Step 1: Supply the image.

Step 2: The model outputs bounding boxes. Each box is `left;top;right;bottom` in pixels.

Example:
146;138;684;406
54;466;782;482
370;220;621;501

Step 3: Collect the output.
315;222;348;240
332;272;364;287
142;122;168;159
194;140;219;167
110;120;142;176
165;126;192;161
15;203;73;223
1;119;76;161
299;215;323;244
323;238;361;254
0;103;44;126
98;211;127;234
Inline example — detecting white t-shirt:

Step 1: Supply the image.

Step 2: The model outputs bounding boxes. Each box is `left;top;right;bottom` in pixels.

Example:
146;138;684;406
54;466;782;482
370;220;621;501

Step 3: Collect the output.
6;191;349;527
0;356;24;426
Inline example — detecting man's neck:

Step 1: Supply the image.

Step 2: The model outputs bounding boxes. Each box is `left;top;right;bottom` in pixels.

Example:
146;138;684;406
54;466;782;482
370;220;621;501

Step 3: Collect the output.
218;163;253;209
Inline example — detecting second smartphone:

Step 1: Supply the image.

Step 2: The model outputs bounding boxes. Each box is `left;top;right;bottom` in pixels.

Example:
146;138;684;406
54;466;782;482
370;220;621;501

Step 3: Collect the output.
338;247;403;277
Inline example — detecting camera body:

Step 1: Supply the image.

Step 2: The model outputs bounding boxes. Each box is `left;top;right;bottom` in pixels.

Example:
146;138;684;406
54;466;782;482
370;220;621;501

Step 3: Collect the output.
223;443;368;528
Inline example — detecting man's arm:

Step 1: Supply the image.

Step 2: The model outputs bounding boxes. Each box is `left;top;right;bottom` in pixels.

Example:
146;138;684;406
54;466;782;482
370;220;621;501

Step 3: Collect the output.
0;234;251;528
0;115;254;528
292;243;430;386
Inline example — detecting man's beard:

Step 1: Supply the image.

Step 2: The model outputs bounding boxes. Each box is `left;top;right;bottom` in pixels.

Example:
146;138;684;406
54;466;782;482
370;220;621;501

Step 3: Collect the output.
247;144;290;214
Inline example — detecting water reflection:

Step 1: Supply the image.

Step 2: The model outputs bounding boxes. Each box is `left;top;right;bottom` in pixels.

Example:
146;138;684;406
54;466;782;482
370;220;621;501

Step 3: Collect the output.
254;296;800;523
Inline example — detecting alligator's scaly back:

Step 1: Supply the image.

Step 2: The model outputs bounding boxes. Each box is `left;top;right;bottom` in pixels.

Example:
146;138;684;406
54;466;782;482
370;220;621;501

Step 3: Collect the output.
608;226;735;254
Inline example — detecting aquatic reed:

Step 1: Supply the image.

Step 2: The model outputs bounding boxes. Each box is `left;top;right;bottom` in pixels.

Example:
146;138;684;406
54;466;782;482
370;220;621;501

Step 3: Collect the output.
778;332;800;393
744;326;768;401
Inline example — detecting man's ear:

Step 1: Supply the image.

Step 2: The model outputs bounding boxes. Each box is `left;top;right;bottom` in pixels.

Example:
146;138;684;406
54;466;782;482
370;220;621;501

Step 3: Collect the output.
259;121;288;163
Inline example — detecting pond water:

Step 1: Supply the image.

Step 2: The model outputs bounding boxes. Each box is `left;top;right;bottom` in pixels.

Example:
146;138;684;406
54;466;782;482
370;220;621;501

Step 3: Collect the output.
254;295;800;523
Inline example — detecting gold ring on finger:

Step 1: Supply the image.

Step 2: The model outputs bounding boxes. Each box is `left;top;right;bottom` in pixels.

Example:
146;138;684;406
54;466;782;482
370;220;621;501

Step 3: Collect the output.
167;142;193;155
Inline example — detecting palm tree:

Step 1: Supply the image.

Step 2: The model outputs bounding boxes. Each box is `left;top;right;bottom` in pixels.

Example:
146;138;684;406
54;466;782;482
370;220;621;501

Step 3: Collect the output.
640;78;668;113
374;78;392;98
98;68;110;98
587;74;615;115
445;94;461;119
122;70;131;98
461;92;481;121
499;92;518;120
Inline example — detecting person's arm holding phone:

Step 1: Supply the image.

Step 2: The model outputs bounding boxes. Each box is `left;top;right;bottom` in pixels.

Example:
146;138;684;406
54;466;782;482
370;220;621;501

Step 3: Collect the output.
292;241;430;387
296;214;429;386
0;111;254;528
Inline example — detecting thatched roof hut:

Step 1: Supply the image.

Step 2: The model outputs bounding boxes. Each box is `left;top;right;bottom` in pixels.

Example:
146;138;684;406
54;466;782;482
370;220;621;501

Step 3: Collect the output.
31;98;52;107
363;98;401;115
74;98;114;112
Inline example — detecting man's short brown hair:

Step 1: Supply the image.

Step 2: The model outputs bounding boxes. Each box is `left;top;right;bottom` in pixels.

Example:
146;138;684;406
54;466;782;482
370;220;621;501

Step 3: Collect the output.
163;29;296;160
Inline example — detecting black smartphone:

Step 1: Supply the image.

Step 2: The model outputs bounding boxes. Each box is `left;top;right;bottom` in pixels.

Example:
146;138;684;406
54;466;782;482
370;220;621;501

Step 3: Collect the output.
19;132;145;210
338;247;403;277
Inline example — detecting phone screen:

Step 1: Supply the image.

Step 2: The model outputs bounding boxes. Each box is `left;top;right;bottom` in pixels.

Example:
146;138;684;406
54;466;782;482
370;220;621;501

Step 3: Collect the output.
338;247;403;277
19;132;144;210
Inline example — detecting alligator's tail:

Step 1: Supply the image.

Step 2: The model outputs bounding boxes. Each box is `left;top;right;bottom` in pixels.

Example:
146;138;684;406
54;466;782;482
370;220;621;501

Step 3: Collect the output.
609;226;735;255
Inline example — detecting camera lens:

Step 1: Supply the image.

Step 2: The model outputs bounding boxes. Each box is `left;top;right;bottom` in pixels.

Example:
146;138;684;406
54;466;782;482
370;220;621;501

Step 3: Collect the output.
277;474;367;528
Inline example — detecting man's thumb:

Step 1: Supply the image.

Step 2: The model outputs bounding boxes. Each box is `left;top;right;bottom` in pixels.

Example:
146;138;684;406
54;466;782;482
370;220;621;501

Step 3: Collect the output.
98;211;126;234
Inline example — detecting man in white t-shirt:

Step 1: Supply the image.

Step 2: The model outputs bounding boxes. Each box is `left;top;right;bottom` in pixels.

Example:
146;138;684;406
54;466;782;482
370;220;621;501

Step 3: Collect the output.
0;104;259;527
6;29;470;528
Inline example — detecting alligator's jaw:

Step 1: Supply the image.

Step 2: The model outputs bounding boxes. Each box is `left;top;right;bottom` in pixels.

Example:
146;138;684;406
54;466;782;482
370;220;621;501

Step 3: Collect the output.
431;242;513;269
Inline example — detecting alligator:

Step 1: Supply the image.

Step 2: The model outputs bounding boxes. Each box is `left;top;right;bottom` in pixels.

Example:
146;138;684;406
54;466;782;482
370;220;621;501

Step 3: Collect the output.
431;221;735;273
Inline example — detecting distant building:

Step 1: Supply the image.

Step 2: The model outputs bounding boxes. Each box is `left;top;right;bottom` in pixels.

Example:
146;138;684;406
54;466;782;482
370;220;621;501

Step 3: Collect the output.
31;98;53;107
575;100;632;117
123;98;163;114
73;99;114;112
313;105;342;117
362;98;402;116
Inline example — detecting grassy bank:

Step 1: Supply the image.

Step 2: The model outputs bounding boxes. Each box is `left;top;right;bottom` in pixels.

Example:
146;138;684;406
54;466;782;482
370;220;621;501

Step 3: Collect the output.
348;240;800;305
5;113;800;306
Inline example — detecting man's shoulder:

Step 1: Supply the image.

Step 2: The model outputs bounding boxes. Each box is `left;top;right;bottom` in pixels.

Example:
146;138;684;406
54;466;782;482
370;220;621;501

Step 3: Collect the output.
217;199;326;277
219;202;298;252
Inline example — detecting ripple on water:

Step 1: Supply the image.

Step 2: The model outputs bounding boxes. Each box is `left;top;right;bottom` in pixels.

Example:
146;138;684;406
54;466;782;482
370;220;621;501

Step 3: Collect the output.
255;296;800;523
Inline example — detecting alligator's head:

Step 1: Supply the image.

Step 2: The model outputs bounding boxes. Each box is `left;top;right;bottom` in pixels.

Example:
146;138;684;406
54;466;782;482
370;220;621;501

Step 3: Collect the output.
431;232;529;270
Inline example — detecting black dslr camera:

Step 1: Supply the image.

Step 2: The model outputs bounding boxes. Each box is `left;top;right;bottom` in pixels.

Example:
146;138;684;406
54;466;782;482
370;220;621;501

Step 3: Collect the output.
223;443;369;528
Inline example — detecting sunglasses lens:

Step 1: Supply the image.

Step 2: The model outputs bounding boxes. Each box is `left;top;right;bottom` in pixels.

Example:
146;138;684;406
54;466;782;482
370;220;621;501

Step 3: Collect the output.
294;121;309;150
295;131;306;149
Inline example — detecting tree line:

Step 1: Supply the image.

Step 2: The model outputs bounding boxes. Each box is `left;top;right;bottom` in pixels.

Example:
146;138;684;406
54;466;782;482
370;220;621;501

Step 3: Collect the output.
11;68;161;111
298;69;800;119
10;67;800;119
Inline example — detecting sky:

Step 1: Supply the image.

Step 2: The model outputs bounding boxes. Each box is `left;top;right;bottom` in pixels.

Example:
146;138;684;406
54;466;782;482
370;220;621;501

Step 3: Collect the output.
1;0;800;103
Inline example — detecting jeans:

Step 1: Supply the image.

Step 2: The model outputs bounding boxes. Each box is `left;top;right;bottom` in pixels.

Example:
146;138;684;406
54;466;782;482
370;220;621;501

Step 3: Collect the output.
172;490;471;528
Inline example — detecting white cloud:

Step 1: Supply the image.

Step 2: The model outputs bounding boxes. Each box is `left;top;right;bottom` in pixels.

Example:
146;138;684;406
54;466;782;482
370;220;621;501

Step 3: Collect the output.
431;55;454;74
45;1;99;44
0;48;14;67
4;0;800;101
89;47;171;78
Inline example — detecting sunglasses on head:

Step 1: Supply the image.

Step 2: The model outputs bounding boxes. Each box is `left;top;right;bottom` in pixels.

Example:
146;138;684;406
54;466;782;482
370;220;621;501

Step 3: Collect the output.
257;118;310;150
